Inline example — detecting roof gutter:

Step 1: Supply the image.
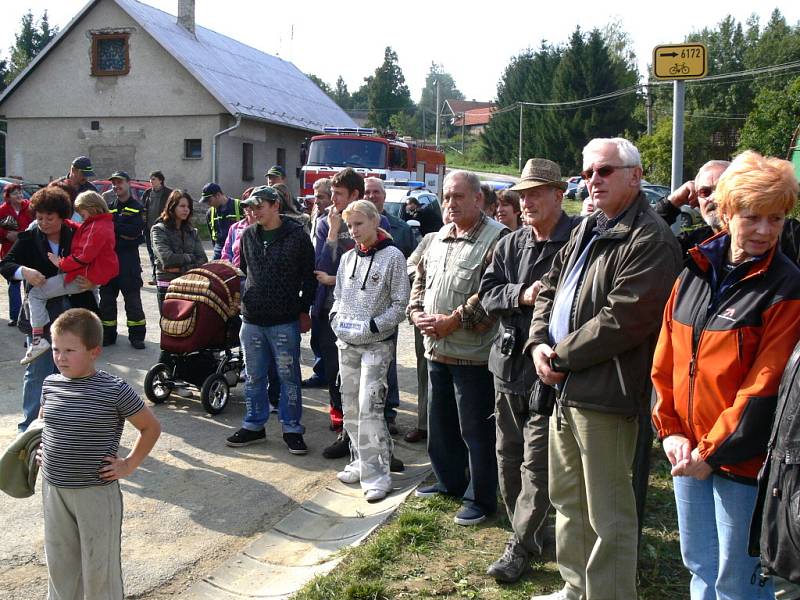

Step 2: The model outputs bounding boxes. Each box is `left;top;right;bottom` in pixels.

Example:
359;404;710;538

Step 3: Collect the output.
212;114;242;183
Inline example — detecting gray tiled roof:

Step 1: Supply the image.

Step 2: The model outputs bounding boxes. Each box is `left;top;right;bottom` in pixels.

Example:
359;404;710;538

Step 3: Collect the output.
0;0;356;133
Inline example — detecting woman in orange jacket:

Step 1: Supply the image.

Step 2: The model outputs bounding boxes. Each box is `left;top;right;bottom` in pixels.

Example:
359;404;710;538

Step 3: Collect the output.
652;150;800;600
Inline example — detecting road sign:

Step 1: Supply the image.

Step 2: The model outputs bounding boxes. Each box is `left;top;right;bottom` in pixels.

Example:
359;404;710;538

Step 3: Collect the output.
653;44;707;80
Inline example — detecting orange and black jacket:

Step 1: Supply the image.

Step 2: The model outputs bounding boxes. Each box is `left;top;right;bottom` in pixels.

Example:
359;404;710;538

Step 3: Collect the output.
652;230;800;483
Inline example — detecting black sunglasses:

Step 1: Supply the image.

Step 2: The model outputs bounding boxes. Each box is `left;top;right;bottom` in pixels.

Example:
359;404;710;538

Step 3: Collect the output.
581;165;634;180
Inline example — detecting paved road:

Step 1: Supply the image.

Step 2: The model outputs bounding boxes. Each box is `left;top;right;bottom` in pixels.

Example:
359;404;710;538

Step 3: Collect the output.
0;244;425;599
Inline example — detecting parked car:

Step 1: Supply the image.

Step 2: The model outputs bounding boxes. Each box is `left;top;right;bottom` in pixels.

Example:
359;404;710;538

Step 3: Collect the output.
93;178;151;201
0;177;43;200
564;175;583;199
641;183;702;232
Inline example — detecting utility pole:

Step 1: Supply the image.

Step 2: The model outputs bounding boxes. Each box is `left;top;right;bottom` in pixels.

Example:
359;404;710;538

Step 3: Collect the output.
434;79;441;149
518;103;523;172
461;113;465;154
646;83;653;136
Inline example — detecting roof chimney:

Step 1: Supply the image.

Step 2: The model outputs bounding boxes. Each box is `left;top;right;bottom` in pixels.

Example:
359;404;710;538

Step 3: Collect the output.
177;0;195;35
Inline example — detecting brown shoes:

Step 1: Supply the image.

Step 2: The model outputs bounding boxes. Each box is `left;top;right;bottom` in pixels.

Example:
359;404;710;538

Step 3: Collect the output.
403;429;427;443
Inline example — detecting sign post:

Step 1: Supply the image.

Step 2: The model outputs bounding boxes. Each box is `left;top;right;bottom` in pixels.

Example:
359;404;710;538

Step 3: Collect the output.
652;43;707;191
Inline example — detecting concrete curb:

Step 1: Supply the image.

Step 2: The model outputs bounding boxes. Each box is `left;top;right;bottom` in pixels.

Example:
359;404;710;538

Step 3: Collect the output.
182;458;430;599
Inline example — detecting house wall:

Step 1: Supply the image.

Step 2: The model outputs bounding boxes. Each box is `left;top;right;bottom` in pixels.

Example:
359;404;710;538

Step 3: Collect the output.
0;0;310;199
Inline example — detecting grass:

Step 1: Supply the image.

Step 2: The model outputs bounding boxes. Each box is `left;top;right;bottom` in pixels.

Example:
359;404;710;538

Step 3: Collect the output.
292;446;689;600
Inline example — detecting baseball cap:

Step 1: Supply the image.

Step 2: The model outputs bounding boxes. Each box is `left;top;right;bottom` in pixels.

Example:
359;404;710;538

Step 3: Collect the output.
109;171;131;181
200;182;222;202
241;185;279;206
265;165;286;178
71;156;95;177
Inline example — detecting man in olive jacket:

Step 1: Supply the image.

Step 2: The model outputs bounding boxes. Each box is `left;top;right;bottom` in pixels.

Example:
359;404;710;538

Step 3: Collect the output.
527;138;680;600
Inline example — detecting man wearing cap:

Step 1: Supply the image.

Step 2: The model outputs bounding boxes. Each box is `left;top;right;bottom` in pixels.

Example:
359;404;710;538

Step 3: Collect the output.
200;183;241;260
66;156;98;195
100;171;147;348
525;138;680;600
226;185;316;455
478;159;580;583
408;170;508;527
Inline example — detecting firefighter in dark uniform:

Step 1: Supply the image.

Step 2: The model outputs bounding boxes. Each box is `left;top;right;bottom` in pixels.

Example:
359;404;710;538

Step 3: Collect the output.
100;171;147;348
200;183;241;260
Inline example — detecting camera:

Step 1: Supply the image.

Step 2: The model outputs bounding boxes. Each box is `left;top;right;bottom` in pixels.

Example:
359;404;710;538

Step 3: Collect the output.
500;326;516;356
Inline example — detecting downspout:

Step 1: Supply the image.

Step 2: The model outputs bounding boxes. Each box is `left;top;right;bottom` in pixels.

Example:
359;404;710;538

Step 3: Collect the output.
212;113;242;183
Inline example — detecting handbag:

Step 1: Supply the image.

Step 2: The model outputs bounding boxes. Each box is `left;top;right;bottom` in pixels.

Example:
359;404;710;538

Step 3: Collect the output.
529;378;556;416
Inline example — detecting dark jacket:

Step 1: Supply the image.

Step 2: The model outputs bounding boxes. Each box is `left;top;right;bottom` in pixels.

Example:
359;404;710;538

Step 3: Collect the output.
206;197;241;248
383;211;414;257
480;213;581;394
654;196;800;264
239;218;317;326
104;192;145;251
750;339;800;583
142;186;173;231
151;221;207;283
525;193;681;416
0;222;98;334
652;232;800;481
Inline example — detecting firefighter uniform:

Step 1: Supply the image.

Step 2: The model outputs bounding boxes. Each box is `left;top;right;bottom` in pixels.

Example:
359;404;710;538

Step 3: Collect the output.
207;197;241;259
99;192;146;345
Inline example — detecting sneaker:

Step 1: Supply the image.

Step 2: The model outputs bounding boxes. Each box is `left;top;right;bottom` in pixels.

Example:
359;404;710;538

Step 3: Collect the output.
336;469;360;484
390;455;405;473
7;320;17;327
530;588;570;600
414;483;445;498
454;504;489;526
130;339;146;350
283;432;308;455
225;428;266;447
301;375;326;388
21;337;50;365
386;416;399;436
404;428;427;443
365;489;387;503
322;431;350;459
486;536;531;583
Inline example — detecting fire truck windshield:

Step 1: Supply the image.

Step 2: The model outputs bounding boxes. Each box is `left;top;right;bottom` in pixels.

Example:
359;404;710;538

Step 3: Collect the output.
306;139;387;169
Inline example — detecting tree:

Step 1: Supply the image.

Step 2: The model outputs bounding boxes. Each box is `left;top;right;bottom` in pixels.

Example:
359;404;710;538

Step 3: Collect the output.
636;117;714;185
419;63;463;137
367;47;413;130
5;10;57;85
737;76;800;157
307;73;333;98
332;76;352;110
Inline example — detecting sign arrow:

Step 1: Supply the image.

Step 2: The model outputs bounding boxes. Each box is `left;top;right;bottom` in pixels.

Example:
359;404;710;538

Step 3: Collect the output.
660;52;679;57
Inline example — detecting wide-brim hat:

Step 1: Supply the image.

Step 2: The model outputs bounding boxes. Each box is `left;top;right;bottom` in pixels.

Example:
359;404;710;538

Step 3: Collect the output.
510;158;567;192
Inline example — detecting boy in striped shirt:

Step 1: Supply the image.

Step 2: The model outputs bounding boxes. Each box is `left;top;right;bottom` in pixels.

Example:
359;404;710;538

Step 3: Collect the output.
39;308;161;599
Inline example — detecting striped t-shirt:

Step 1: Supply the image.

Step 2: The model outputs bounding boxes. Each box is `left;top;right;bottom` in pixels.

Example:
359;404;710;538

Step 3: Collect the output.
41;370;144;488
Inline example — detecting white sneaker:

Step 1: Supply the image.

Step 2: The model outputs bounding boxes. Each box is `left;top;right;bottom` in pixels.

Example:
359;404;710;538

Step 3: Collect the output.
21;337;50;365
365;489;387;503
530;587;570;600
336;470;360;484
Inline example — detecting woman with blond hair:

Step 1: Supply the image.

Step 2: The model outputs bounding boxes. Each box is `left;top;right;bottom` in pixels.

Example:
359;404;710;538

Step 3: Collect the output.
330;200;410;502
652;150;800;600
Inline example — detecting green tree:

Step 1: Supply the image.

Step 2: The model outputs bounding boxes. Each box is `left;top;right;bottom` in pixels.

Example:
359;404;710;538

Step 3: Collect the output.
737;76;800;157
367;47;413;130
332;76;352;110
419;62;463;137
637;117;716;185
307;73;333;98
5;10;57;85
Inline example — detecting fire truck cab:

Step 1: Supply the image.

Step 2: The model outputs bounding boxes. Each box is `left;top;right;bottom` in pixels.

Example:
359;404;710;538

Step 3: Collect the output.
301;127;446;204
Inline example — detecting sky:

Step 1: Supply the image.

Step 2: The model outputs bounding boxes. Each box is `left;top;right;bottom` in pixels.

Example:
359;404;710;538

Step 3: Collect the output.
2;0;800;102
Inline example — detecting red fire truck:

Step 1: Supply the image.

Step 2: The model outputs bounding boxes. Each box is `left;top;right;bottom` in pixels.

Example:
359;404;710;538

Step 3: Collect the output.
300;127;446;201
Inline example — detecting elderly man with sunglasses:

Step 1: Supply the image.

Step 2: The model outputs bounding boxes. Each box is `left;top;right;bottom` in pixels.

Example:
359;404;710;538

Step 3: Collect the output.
653;159;800;264
525;138;681;600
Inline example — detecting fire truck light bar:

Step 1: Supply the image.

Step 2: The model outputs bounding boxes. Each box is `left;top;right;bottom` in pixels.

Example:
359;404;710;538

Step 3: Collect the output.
322;127;378;136
384;180;426;189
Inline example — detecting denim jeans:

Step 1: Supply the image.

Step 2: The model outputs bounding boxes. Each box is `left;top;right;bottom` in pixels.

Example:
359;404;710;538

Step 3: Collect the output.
20;336;58;432
240;320;304;434
7;279;21;322
427;361;497;514
674;474;774;600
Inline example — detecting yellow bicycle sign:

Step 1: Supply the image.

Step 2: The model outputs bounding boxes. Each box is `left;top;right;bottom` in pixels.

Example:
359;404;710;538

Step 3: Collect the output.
653;44;707;80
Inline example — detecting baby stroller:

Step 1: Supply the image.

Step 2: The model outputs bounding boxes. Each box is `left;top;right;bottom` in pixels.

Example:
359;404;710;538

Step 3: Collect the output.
143;261;244;415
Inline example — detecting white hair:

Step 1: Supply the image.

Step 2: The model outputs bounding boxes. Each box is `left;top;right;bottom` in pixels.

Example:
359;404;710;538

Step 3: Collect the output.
364;176;385;192
443;170;481;194
582;138;641;168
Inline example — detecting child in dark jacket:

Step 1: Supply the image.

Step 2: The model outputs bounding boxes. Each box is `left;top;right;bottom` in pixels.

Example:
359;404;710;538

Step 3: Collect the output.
22;191;118;365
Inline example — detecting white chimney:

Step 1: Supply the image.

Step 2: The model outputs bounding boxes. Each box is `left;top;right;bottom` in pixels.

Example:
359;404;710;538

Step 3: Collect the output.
177;0;195;35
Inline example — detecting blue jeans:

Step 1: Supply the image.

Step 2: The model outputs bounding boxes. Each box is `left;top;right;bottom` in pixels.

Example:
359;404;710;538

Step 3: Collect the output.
240;320;304;434
20;336;58;432
674;474;774;600
8;279;21;321
427;361;497;514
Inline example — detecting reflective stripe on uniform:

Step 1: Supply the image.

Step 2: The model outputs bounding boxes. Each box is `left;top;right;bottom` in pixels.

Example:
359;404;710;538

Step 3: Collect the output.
101;320;117;327
126;319;146;326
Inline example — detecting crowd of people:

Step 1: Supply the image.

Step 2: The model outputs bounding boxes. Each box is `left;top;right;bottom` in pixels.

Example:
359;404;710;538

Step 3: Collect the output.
2;138;800;600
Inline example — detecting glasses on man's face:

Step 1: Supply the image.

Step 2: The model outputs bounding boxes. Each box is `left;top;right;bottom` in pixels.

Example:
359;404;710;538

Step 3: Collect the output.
696;185;716;199
581;165;633;180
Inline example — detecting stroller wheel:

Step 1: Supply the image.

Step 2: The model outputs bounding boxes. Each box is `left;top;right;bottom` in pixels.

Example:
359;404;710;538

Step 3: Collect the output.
201;374;229;415
144;363;174;404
